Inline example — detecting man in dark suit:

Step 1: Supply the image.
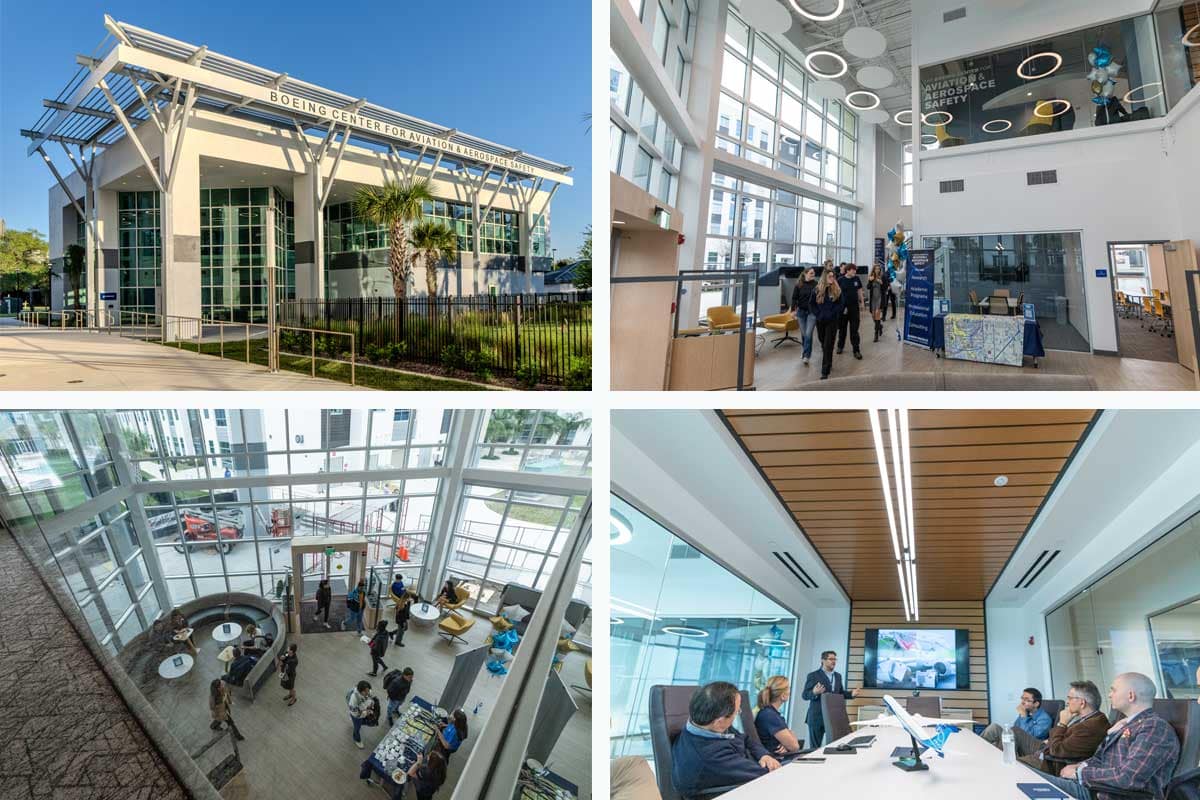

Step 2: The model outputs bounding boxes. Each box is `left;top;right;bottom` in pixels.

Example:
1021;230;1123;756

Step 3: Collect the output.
1040;672;1180;800
671;681;780;797
801;650;858;747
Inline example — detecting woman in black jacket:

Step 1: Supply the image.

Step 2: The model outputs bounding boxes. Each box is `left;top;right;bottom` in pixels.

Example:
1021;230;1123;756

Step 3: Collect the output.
403;751;447;800
789;267;818;366
367;620;390;677
314;579;332;629
278;643;298;706
393;591;411;647
812;268;845;380
434;580;459;609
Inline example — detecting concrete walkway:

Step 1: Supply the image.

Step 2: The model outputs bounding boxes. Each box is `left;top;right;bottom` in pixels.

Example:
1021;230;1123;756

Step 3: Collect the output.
0;329;363;390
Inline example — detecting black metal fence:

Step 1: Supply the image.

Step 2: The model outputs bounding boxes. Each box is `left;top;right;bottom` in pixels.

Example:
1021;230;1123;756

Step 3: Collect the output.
277;293;591;387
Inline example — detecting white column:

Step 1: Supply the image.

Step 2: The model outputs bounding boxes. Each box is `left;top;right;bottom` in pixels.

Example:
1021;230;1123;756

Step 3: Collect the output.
162;145;202;331
292;171;321;299
97;189;119;325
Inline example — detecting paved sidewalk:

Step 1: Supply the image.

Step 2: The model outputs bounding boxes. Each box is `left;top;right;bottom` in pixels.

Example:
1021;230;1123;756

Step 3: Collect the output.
0;329;363;390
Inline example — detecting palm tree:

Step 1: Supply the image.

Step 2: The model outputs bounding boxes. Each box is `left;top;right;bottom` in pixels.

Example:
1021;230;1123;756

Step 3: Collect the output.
353;178;434;301
409;220;459;298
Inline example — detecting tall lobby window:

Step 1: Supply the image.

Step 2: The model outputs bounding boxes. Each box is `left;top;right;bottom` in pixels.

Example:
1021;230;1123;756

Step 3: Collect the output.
902;145;913;206
653;1;671;65
921;232;1090;351
610;494;799;760
200;187;270;323
611;52;684;206
471;409;592;476
1046;508;1200;704
917;12;1177;147
610;122;626;173
117;191;161;317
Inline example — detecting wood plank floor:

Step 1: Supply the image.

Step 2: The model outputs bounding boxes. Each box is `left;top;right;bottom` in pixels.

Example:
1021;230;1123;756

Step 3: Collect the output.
134;615;591;799
752;319;1195;390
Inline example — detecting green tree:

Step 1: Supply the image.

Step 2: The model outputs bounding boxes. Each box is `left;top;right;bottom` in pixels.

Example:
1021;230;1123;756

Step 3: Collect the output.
409;220;459;299
0;228;49;304
64;243;85;310
353;178;435;301
482;409;536;458
574;226;592;290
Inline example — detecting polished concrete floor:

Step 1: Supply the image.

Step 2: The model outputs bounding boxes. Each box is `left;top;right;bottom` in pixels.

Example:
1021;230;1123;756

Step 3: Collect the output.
135;613;591;800
0;329;359;391
753;316;1196;390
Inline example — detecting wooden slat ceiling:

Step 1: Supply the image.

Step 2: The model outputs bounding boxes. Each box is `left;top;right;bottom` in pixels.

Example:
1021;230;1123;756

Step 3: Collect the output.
719;410;1098;601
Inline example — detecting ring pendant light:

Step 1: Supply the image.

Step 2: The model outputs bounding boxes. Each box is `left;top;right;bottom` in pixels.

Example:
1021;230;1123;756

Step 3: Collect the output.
845;90;881;111
920;133;938;145
1016;51;1063;80
921;110;953;126
661;626;708;638
893;109;914;125
1123;82;1163;104
1183;21;1200;47
1034;98;1072;118
805;50;848;79
789;0;845;22
755;638;792;647
982;119;1012;133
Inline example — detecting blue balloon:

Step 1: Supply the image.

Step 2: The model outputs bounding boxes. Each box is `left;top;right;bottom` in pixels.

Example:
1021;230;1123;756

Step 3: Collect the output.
1093;45;1112;68
887;227;896;242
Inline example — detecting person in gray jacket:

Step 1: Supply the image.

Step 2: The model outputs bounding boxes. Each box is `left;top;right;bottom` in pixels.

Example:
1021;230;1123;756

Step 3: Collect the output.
867;265;886;342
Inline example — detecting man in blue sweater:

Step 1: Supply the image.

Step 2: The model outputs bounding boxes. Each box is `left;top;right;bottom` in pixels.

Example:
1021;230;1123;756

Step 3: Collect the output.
981;686;1054;756
671;682;780;798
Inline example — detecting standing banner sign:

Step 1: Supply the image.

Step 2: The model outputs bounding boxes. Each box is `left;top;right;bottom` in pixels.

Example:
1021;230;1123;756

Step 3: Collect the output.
904;250;935;347
873;238;885;269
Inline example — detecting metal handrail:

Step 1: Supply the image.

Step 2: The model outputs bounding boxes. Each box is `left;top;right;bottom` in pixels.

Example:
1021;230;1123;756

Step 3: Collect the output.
274;325;356;385
161;315;255;364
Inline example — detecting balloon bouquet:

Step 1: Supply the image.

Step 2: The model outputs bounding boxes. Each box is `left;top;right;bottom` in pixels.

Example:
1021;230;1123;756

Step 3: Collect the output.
1087;45;1125;124
486;627;520;675
885;221;909;296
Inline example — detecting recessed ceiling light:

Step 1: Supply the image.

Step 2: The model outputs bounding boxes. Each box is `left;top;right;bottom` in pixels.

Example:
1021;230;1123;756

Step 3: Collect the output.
994;475;1009;487
804;50;848;80
1016;52;1063;80
1026;91;1033;97
610;511;632;545
789;0;844;22
661;626;709;638
255;131;264;138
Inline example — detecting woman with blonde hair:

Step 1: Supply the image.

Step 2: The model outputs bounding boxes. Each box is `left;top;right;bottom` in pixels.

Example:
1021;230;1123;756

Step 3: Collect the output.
755;676;803;754
867;264;886;343
813;267;844;380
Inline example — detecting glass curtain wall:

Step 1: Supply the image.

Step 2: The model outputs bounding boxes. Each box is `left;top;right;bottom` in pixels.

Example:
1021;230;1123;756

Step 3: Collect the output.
1046;508;1200;727
611;494;799;760
609;50;684;208
922;232;1090;351
117;191;161;317
200;187;272;322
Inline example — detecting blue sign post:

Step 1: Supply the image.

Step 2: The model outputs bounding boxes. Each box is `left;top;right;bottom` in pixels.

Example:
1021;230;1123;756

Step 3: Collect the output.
903;250;935;347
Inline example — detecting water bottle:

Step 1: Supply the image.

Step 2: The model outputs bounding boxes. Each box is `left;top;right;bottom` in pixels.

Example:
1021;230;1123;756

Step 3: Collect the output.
1001;724;1016;765
473;701;483;715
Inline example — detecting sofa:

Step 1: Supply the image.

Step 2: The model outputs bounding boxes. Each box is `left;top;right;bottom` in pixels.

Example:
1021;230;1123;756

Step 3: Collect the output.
494;583;590;638
177;592;288;701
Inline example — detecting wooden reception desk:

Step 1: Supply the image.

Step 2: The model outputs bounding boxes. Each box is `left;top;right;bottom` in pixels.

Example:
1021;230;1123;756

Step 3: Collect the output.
668;331;755;390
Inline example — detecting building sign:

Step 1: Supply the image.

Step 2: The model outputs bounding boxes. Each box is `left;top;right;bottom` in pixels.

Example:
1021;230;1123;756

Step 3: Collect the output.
903;249;935;348
99;292;117;300
268;90;533;177
920;62;996;110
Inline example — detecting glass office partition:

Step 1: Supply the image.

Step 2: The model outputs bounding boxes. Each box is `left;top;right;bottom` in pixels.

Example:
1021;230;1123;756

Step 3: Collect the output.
922;232;1090;351
611;493;799;760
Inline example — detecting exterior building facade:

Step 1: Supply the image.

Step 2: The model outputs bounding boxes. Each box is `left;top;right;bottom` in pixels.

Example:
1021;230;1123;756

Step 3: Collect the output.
27;18;572;323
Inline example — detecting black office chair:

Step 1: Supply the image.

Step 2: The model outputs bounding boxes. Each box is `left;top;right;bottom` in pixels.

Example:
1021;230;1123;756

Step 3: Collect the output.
821;692;852;743
1084;701;1199;800
906;696;943;718
648;685;764;800
1041;699;1066;722
1165;767;1200;800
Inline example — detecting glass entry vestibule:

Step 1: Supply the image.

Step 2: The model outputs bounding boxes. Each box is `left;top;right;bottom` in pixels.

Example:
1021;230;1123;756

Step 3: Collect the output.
923;231;1091;352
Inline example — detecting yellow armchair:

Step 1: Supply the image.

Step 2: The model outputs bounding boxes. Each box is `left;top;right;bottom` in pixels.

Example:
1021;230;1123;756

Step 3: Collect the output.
439;582;471;614
438;611;476;644
761;312;800;348
706;305;742;331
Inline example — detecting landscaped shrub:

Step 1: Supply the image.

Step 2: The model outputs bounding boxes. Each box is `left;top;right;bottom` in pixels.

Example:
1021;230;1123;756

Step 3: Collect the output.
440;344;466;370
564;356;592;390
515;357;542;388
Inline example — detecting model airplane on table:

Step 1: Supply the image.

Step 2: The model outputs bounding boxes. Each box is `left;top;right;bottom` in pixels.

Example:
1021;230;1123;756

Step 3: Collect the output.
849;694;973;771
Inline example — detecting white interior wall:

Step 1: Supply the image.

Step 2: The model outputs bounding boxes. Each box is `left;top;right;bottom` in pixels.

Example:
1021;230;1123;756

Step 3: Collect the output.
873;130;912;242
854;122;878;266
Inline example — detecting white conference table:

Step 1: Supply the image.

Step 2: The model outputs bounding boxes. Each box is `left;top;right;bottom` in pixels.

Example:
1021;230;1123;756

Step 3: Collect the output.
720;722;1062;798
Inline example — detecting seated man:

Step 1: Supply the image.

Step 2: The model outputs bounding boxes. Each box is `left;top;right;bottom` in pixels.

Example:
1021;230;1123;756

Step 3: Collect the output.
1019;680;1109;774
671;681;780;798
1040;672;1179;800
390;574;405;599
981;686;1052;757
226;648;258;686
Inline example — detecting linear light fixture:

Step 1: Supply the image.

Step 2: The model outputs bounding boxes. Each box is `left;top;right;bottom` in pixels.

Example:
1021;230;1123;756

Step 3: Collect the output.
900;410;916;563
896;561;911;621
871;409;913;621
887;410;909;553
868;409;902;563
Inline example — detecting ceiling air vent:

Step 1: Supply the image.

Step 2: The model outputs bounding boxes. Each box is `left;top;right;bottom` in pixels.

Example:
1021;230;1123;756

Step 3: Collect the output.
772;551;818;589
1014;549;1062;589
939;179;965;193
1027;170;1058;186
944;7;967;22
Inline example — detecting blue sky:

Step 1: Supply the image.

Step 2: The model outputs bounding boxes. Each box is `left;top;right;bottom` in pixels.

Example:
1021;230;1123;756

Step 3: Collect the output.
0;0;592;255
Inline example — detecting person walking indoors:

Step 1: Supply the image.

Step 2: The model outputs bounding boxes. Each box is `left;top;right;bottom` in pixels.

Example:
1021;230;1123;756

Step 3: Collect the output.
343;579;366;635
348;680;373;749
278;642;298;706
393;590;412;647
882;263;898;320
867;265;886;342
209;678;245;741
812;268;845;381
755;675;804;755
367;620;390;677
384;667;415;726
836;263;864;359
314;578;332;629
789;267;818;367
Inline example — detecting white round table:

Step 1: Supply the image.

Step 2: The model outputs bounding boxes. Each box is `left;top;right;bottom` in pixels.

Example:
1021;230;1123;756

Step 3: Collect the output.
158;653;194;679
410;603;440;628
212;621;243;643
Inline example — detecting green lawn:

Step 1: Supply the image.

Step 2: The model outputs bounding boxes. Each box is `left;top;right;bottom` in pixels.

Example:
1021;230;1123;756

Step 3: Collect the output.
483;490;565;525
163;338;488;391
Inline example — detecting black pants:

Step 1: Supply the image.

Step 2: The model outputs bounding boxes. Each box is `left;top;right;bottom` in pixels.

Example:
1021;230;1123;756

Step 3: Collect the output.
316;602;329;622
885;288;897;319
370;654;388;675
817;319;838;377
837;305;861;353
393;621;407;645
807;719;825;749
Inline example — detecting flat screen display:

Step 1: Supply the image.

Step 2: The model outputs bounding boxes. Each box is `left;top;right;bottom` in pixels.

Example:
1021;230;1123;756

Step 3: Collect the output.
862;628;970;690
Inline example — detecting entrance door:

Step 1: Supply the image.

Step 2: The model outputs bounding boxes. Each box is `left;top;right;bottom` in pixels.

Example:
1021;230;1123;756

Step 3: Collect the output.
1163;240;1200;381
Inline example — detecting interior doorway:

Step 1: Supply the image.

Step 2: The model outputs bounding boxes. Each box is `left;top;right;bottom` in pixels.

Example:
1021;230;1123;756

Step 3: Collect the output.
1106;241;1178;363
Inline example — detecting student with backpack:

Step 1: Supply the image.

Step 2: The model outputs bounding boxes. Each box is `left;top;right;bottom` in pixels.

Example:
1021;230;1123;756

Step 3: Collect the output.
367;620;390;676
384;667;414;726
347;680;373;749
343;579;365;635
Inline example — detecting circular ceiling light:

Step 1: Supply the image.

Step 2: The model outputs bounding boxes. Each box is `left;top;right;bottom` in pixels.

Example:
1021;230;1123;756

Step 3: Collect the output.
1033;98;1072;119
739;0;793;34
1016;51;1064;80
745;616;782;623
809;79;847;100
893;109;914;125
861;108;890;124
843;26;887;59
788;0;845;22
994;475;1009;487
1182;22;1200;47
805;50;848;79
856;65;894;89
920;133;938;145
662;625;709;638
921;110;953;126
982;119;1013;133
846;90;881;111
610;511;632;546
755;638;792;647
1123;82;1163;104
